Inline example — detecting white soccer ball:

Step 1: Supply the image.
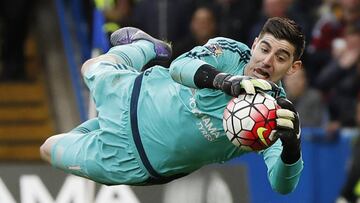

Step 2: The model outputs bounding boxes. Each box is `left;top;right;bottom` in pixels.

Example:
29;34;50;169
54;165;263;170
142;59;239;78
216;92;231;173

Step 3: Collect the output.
223;92;280;151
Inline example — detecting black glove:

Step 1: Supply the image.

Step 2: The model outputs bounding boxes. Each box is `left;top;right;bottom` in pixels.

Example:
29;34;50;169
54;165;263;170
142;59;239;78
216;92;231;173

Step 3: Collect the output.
213;73;280;97
275;97;301;164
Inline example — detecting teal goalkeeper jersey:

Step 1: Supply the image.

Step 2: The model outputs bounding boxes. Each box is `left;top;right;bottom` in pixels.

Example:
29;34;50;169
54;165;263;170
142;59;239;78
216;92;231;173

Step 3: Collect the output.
136;37;301;184
138;66;243;174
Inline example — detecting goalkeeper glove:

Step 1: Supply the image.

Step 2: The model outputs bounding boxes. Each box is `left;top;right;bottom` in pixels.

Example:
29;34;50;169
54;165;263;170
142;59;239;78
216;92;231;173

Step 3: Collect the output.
213;73;280;97
275;97;301;164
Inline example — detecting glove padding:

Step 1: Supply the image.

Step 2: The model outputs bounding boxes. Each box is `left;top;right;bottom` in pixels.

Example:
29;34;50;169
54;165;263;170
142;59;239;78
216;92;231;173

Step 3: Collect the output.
213;73;280;97
275;97;301;164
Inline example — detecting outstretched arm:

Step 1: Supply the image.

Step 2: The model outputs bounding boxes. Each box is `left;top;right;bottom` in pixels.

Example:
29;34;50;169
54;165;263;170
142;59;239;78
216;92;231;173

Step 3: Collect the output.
169;37;243;88
261;98;303;194
262;140;303;194
169;37;279;97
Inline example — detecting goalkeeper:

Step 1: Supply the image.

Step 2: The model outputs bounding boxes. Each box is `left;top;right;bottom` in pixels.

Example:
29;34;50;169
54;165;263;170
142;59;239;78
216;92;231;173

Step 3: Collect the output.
40;17;304;194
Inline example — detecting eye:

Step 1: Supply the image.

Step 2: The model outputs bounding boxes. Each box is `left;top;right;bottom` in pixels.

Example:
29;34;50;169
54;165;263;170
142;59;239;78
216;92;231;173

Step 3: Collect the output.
277;56;285;62
277;55;288;62
261;47;269;53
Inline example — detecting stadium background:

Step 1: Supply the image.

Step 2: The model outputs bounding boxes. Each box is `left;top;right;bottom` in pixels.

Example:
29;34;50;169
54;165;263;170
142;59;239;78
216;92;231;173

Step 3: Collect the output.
0;0;359;202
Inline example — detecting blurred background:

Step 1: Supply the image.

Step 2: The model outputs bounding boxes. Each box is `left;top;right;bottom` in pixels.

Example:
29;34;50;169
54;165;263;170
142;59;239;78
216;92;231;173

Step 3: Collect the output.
0;0;359;202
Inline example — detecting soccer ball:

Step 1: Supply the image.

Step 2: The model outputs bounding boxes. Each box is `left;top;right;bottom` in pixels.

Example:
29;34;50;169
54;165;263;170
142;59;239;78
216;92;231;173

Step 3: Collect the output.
223;92;280;151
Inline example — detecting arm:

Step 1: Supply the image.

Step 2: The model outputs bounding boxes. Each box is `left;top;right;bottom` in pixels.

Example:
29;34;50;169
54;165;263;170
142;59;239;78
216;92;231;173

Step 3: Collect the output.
262;140;303;194
169;37;248;88
262;141;303;194
262;98;303;194
169;37;279;96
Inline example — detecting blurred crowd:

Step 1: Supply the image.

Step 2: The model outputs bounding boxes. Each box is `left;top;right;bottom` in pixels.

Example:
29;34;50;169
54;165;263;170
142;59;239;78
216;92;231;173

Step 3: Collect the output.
0;0;359;201
0;0;359;131
94;0;360;201
1;0;359;133
91;0;360;131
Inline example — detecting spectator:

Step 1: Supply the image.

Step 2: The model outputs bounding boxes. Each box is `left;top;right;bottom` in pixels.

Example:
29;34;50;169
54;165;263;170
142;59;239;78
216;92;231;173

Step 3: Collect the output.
172;5;219;59
307;1;344;54
317;23;360;134
283;68;325;127
306;0;360;86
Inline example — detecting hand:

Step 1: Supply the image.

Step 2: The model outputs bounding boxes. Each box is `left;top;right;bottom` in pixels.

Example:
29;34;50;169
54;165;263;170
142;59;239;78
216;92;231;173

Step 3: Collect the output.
275;97;301;164
213;73;280;97
338;49;360;69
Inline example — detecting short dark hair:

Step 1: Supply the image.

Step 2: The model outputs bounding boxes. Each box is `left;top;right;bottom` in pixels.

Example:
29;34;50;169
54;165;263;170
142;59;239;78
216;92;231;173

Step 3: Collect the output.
259;17;305;60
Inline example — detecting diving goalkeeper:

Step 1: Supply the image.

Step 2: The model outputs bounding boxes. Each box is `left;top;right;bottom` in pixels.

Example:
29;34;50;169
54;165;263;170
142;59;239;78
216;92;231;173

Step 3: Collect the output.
41;17;304;194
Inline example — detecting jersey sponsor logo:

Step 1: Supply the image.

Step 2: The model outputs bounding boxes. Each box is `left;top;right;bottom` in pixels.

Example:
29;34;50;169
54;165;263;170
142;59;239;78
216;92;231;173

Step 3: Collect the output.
197;115;220;142
188;91;220;142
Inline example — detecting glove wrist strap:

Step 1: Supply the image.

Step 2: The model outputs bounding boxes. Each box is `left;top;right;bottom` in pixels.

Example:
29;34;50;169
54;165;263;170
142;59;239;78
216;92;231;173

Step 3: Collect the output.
193;64;221;89
213;73;231;89
281;140;301;164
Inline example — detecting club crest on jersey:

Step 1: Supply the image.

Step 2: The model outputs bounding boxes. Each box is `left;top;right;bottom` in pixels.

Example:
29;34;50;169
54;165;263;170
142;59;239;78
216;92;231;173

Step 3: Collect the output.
205;43;223;57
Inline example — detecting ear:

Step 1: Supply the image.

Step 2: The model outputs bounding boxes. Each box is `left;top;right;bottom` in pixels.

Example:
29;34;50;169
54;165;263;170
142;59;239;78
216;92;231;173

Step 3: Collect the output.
250;37;259;54
287;60;302;75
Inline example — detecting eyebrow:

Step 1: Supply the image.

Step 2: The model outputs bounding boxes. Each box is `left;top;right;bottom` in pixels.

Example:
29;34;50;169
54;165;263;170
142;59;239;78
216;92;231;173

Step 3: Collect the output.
260;40;291;58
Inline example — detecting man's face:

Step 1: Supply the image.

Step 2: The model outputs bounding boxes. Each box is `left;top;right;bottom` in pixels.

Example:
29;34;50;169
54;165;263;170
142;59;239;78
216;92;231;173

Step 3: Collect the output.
245;33;302;83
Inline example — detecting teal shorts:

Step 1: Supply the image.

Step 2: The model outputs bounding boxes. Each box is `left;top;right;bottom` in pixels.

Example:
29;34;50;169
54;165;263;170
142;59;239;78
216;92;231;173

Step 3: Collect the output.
51;62;149;185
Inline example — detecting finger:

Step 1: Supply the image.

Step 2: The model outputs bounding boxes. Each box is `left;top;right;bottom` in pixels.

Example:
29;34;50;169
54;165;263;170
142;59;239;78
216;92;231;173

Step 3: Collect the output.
250;79;272;91
241;80;255;94
269;130;278;141
276;97;296;112
274;129;293;140
276;118;294;129
276;109;295;120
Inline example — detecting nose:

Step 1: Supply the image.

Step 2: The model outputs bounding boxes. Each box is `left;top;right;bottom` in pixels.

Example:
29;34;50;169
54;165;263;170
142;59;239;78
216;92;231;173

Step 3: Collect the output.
263;54;274;66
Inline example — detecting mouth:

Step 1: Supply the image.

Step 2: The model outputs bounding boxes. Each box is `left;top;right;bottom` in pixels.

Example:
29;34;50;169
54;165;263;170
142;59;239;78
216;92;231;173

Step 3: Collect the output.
253;68;270;79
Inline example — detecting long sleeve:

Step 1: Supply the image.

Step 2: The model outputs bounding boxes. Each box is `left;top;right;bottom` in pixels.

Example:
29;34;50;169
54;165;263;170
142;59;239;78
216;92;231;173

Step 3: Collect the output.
169;37;251;88
261;139;304;194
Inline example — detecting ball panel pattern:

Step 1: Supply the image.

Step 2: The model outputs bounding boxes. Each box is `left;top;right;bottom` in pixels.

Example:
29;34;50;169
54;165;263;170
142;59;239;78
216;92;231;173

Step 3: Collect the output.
223;92;280;151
